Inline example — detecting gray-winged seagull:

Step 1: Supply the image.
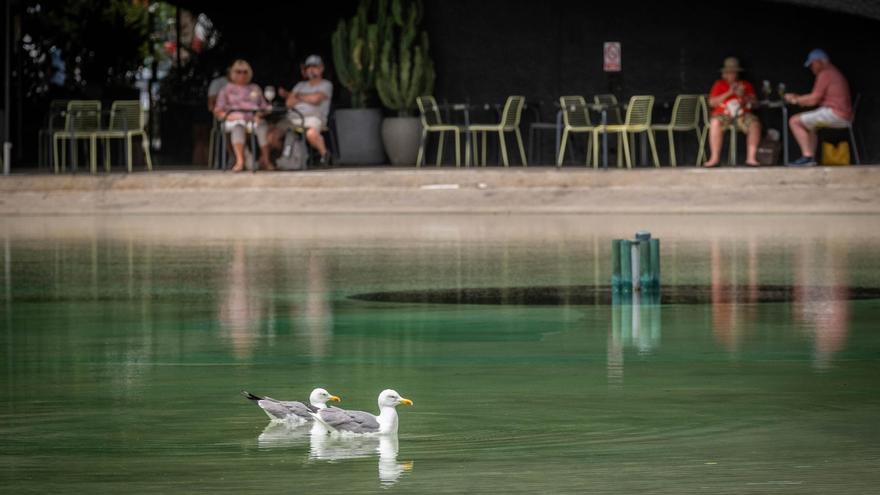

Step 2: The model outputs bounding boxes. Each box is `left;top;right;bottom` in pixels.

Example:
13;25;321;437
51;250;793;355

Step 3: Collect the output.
311;389;412;435
242;387;341;422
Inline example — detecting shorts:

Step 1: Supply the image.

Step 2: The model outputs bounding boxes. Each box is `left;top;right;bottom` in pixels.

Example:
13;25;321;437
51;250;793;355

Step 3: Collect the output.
280;113;325;131
712;112;759;133
797;107;850;130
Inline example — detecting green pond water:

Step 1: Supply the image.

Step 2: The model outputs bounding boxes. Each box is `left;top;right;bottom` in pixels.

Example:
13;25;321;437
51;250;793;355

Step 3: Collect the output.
2;215;879;493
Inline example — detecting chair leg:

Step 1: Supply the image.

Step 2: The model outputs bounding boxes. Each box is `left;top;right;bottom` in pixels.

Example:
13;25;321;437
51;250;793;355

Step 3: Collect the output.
621;132;632;168
647;130;660;168
127;134;134;172
616;134;623;168
557;129;569;167
53;137;60;174
849;125;860;165
585;133;592;167
728;127;737;166
142;134;153;171
694;129;703;166
515;129;527;167
90;136;97;174
697;128;708;166
416;129;427;167
592;131;600;168
498;131;510;167
436;131;445;166
454;130;461;167
667;129;676;167
481;132;487;166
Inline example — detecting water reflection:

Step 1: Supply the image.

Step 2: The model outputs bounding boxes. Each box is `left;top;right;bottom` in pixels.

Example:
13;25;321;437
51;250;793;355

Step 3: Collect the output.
257;421;312;449
218;242;263;359
309;428;413;486
608;291;662;384
707;238;852;369
793;243;851;370
292;253;333;360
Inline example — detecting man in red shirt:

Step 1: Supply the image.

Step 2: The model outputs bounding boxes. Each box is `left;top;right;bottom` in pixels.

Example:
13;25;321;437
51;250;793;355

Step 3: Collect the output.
784;49;853;166
704;57;762;167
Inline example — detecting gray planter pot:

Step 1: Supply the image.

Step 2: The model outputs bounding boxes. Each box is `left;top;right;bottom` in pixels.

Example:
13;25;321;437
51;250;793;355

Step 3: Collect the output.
334;108;386;165
381;116;422;166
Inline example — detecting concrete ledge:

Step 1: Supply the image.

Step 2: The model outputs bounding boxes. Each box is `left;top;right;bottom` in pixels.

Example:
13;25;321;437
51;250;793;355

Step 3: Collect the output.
1;167;878;214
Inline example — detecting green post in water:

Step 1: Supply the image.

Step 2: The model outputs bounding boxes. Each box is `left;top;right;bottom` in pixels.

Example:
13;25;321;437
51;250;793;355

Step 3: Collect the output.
618;240;632;292
611;239;622;288
639;239;652;289
650;238;661;288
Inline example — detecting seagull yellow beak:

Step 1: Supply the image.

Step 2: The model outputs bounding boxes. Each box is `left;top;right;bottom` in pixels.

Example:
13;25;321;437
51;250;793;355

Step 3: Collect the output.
329;395;341;402
399;398;413;406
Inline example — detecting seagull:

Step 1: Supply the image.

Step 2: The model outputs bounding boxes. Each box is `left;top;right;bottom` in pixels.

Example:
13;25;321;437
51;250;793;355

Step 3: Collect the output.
242;387;340;423
311;389;412;435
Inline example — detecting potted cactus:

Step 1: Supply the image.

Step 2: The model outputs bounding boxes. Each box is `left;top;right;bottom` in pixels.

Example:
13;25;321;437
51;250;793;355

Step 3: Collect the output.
376;0;435;165
330;0;388;164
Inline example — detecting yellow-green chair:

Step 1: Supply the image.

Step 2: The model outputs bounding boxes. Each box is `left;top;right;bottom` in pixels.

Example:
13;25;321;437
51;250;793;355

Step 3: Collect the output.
95;100;153;172
696;95;741;166
592;95;659;168
468;96;527;167
650;94;701;167
557;96;595;167
53;100;101;174
416;96;462;167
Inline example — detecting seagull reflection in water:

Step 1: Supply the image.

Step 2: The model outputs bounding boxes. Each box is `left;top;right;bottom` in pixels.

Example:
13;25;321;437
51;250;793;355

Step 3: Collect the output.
308;426;413;486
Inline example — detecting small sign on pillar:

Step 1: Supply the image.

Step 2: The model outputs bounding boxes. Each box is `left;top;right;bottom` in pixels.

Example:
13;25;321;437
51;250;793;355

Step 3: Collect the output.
603;42;621;72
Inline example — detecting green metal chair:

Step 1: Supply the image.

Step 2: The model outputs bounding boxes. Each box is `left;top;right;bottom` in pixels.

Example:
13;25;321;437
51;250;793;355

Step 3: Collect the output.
416;96;462;167
53;100;101;174
696;95;741;166
592;95;659;168
95;100;153;172
468;95;527;167
650;94;701;167
557;96;595;167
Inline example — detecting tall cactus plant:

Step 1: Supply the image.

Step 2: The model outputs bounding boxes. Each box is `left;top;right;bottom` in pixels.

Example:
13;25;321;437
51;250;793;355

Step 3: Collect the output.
375;0;435;116
331;0;388;108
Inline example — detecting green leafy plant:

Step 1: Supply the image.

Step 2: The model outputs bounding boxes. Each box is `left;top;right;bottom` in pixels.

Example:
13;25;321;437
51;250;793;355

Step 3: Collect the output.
331;0;388;108
375;0;435;116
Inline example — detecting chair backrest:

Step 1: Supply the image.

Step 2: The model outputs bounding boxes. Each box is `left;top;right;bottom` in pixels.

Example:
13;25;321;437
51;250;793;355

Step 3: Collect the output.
65;100;101;132
593;94;623;124
623;95;655;127
699;95;710;125
499;95;526;128
416;95;444;127
559;96;592;128
108;100;146;132
669;94;701;128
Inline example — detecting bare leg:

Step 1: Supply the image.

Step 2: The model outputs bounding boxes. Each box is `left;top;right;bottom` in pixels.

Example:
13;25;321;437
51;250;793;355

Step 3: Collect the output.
789;114;816;158
745;120;761;166
306;127;327;156
231;143;245;172
704;119;724;167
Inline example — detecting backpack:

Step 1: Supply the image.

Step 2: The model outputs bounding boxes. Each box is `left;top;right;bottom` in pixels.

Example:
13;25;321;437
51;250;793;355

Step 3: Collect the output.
276;130;307;170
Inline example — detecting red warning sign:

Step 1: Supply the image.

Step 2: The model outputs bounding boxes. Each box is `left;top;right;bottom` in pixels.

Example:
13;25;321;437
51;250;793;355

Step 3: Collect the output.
604;42;621;72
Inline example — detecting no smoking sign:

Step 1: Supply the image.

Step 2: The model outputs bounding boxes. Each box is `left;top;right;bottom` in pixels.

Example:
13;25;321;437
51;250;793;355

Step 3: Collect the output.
604;42;621;72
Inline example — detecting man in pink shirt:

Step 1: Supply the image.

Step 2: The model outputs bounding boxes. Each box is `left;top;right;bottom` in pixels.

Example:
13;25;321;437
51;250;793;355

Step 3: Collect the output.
784;49;852;166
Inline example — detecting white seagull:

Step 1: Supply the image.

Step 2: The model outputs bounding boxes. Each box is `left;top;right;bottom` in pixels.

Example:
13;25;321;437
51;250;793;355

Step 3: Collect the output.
311;389;413;435
242;387;341;422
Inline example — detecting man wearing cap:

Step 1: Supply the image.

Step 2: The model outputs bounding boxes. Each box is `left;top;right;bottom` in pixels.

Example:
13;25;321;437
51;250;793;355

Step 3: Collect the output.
704;57;762;167
784;49;852;166
281;54;333;165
